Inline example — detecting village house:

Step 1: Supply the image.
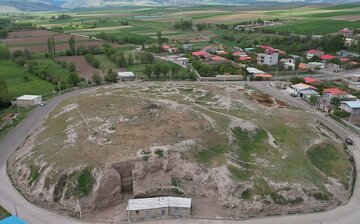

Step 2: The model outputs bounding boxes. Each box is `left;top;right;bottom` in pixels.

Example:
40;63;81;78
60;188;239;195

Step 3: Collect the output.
287;83;317;97
337;50;360;59
162;45;177;53
340;101;360;116
280;58;296;70
339;28;354;38
246;67;266;76
304;77;322;86
270;81;292;89
127;197;192;222
308;62;325;69
182;44;193;51
118;72;135;81
323;88;350;99
257;52;279;66
15;95;43;107
306;49;324;60
298;63;310;71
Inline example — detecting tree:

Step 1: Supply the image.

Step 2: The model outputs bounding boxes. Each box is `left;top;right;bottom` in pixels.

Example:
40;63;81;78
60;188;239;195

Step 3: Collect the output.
47;37;54;58
145;53;155;64
51;35;56;57
68;62;76;72
0;44;10;59
127;54;134;65
170;64;180;78
0;79;10;107
60;61;67;69
69;35;76;55
153;63;162;78
68;73;81;86
157;31;163;46
309;95;318;105
161;64;170;78
144;65;153;78
104;71;118;83
331;97;341;108
91;72;102;85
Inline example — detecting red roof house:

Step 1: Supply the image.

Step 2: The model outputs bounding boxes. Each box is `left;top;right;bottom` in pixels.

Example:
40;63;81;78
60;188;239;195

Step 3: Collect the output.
192;51;209;57
340;58;350;62
320;54;336;60
304;77;321;85
211;56;226;61
324;88;347;97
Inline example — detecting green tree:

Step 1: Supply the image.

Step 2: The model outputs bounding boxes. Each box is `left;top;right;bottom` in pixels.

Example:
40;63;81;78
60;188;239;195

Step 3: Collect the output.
331;97;341;108
68;72;81;86
69;35;76;55
127;54;134;65
0;79;10;107
170;64;180;78
157;31;163;46
144;65;153;78
104;72;118;83
68;62;76;72
0;44;10;59
161;64;170;79
145;53;155;64
91;72;102;85
153;63;161;78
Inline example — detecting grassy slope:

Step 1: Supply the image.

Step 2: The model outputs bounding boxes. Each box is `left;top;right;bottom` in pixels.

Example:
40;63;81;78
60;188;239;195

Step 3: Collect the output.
0;206;11;220
0;60;54;99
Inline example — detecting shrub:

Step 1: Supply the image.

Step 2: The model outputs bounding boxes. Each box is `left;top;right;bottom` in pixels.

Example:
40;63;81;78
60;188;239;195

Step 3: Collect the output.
77;169;94;197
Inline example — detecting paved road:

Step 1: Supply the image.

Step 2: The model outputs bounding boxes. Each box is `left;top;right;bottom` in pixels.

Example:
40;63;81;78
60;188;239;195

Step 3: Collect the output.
0;82;359;224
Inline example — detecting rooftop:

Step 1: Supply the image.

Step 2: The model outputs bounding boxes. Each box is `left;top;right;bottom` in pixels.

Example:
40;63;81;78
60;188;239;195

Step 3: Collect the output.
304;77;321;84
16;95;41;100
292;83;317;91
320;54;336;60
342;101;360;109
127;197;192;211
192;51;208;57
307;49;322;54
247;67;265;74
118;72;135;78
324;87;347;95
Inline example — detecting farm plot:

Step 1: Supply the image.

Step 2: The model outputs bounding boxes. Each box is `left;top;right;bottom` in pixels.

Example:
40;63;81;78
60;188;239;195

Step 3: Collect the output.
8;30;58;38
56;55;102;79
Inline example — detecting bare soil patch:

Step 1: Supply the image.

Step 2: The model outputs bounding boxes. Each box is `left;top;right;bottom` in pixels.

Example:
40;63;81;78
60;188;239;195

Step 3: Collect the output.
8;30;58;38
3;34;88;46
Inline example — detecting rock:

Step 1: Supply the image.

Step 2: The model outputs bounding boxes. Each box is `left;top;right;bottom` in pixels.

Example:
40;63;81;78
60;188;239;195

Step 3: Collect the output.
92;168;122;209
182;171;193;181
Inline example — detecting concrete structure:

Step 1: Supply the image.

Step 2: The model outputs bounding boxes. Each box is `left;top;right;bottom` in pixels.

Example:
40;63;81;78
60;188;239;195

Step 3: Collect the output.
257;52;279;66
280;58;296;70
270;81;291;89
182;44;193;51
337;50;360;58
16;95;42;107
287;83;317;97
351;75;360;82
339;28;354;38
308;62;325;69
127;197;191;222
298;89;319;103
246;67;265;75
340;101;360;115
118;72;135;81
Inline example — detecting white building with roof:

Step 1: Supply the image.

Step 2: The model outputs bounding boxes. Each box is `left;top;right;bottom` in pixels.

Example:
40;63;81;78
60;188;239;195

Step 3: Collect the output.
16;95;42;107
118;72;135;81
287;83;317;97
340;101;360;116
127;197;191;222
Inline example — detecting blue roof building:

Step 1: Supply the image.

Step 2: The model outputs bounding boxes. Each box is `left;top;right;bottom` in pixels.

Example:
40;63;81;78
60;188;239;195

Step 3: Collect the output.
0;216;27;224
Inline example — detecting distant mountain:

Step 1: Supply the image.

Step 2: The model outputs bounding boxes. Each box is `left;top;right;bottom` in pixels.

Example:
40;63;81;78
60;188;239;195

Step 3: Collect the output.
0;0;359;11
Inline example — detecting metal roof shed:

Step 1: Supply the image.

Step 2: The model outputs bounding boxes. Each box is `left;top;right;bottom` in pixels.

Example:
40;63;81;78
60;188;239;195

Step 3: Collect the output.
127;197;191;211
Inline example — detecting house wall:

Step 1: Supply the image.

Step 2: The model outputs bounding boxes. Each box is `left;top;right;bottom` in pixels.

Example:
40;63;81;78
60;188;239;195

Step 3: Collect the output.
257;53;278;66
16;96;42;107
128;206;191;222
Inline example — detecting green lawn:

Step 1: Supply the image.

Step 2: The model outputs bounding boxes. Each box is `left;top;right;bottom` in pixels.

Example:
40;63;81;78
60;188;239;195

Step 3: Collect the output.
94;54;117;70
0;61;54;99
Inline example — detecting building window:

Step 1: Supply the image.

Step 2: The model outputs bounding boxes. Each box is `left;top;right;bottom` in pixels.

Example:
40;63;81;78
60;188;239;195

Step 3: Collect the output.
161;210;165;216
135;210;139;214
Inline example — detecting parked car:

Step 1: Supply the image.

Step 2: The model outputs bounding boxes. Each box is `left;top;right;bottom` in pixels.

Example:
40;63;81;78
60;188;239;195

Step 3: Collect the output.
345;138;353;145
290;93;297;97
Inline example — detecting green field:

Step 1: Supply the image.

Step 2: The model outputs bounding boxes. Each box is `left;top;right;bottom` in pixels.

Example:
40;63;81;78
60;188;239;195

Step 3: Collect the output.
0;61;54;99
94;54;117;70
268;19;360;35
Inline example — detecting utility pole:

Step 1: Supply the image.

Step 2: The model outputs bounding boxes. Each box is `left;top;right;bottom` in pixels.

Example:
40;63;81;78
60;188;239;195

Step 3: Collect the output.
77;199;82;219
13;202;18;217
58;81;61;94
